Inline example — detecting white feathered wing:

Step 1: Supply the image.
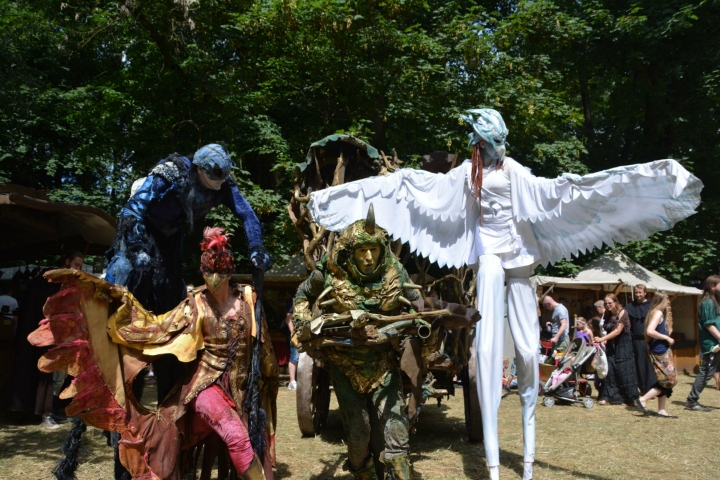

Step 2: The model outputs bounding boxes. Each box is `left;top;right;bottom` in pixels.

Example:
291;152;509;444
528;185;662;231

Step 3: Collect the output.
308;159;703;269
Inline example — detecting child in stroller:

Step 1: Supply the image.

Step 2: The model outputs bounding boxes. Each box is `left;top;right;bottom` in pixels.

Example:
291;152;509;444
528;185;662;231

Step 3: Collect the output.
542;336;597;408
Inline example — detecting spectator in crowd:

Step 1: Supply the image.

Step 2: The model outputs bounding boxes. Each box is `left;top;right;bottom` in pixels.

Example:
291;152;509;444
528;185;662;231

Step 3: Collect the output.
5;251;84;428
625;285;656;394
589;300;606;393
285;302;298;391
541;295;569;352
502;357;514;395
637;291;677;418
685;275;720;411
574;317;594;344
0;285;19;315
0;285;19;335
590;300;606;337
64;252;84;271
595;294;639;406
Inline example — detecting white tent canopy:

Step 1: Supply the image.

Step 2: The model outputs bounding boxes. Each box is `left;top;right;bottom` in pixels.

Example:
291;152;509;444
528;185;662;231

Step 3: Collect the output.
531;251;702;296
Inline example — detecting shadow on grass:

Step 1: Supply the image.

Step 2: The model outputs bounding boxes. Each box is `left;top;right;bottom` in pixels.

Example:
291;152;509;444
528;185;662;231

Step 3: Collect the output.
285;408;351;479
274;461;293;479
307;456;346;480
670;399;720;409
411;389;615;480
299;388;615;479
0;416;69;463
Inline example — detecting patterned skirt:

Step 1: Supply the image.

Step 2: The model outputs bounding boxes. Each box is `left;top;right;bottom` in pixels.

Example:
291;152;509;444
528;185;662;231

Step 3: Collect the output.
649;348;677;398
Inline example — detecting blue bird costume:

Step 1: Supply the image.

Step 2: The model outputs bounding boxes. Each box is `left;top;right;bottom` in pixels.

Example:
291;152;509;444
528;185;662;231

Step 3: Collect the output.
50;145;273;480
106;146;269;316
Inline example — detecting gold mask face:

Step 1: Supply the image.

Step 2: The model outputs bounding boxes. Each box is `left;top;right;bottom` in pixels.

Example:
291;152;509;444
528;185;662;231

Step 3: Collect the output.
203;273;230;293
353;245;381;274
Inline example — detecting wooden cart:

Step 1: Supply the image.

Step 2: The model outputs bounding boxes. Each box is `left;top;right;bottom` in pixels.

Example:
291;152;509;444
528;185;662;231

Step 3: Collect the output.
289;136;482;442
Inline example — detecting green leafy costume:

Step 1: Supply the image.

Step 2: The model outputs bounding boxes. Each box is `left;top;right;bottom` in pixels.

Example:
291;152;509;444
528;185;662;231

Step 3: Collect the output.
293;213;419;479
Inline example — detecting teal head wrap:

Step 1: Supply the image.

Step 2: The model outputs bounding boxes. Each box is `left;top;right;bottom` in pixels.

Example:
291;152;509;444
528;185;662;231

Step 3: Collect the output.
460;108;508;163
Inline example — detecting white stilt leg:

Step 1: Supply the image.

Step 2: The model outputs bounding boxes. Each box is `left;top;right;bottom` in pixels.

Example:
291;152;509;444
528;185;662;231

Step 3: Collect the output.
506;266;540;480
488;466;500;480
474;254;505;469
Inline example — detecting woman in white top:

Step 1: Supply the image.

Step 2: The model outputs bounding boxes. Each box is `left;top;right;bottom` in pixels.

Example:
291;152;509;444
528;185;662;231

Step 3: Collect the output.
309;109;702;479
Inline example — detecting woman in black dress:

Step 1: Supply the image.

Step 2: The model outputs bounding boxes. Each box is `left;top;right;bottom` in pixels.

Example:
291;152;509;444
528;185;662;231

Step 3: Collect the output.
595;294;639;405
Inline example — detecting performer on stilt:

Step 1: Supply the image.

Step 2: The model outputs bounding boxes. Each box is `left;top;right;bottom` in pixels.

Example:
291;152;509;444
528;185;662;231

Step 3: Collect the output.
306;108;702;479
106;142;272;402
29;227;278;479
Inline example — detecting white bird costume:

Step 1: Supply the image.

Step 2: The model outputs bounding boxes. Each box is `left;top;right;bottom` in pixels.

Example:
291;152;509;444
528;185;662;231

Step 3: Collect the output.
308;109;702;479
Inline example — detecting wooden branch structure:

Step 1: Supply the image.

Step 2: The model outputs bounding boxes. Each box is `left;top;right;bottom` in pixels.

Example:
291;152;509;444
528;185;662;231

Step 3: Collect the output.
288;137;475;306
289;137;404;271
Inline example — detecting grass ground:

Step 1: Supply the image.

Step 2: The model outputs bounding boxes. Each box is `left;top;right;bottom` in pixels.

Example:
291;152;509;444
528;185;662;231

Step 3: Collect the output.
1;374;718;479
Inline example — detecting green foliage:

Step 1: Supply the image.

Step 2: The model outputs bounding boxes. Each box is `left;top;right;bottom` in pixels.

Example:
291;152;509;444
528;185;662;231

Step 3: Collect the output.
1;0;719;284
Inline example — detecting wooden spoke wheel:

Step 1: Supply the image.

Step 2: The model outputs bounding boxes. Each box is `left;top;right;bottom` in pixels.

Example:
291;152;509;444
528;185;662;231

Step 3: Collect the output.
461;332;483;443
296;352;332;436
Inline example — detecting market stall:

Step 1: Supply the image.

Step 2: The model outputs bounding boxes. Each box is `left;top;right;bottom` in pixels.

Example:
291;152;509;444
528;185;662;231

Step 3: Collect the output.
532;251;703;373
0;184;117;397
0;184;116;261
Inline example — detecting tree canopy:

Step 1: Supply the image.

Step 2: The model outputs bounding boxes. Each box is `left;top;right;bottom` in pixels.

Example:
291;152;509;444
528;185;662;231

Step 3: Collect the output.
1;0;718;284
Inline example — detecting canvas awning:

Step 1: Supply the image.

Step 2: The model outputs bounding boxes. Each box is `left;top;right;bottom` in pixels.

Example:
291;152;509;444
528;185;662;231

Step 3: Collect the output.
0;184;117;261
297;134;380;173
531;251;702;296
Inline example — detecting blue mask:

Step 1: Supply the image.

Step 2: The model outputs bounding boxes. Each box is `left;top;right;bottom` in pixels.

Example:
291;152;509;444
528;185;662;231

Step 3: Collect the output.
192;144;232;181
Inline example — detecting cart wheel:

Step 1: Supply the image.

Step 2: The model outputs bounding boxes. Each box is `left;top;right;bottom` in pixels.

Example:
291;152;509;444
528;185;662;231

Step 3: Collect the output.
296;352;331;436
583;397;595;409
462;334;483;443
543;396;555;408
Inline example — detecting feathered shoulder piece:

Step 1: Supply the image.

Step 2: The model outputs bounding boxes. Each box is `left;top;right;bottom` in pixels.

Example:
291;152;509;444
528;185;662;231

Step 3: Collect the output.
200;227;232;252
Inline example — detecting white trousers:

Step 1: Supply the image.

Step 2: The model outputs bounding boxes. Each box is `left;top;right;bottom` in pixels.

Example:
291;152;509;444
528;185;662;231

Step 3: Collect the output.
474;254;540;469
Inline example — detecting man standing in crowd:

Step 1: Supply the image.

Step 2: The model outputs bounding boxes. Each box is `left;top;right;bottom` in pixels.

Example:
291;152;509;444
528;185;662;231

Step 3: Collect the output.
5;251;84;428
0;286;19;317
542;295;569;352
686;275;720;411
0;285;19;335
283;297;298;391
590;300;606;337
625;285;656;394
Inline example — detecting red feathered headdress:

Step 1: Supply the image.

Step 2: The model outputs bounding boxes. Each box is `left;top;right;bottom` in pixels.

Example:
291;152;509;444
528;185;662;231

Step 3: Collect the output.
200;227;235;275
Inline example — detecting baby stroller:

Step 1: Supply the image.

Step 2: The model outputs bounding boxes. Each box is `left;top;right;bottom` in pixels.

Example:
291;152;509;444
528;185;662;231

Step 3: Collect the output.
541;338;596;408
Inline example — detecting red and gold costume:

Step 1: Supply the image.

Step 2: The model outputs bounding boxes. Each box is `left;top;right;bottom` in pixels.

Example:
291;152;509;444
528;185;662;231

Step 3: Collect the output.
29;229;278;480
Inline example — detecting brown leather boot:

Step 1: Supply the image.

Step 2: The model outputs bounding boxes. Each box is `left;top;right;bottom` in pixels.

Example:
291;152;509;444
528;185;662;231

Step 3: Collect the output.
384;454;411;480
239;455;266;480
